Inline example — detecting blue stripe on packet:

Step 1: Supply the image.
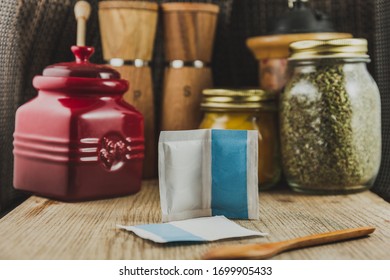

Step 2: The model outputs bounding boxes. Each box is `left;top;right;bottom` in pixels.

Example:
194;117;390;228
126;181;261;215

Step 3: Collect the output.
211;130;249;219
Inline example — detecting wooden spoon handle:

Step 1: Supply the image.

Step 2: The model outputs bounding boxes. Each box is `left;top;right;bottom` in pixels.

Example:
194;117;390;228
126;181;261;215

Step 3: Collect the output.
203;227;375;260
281;226;375;251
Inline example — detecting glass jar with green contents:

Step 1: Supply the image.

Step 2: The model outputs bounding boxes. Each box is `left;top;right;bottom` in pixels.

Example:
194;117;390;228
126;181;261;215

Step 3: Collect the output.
281;39;381;194
199;89;281;190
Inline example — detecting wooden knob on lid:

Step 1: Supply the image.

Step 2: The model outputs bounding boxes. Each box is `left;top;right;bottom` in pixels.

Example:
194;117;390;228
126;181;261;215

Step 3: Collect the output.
161;3;220;62
74;1;91;46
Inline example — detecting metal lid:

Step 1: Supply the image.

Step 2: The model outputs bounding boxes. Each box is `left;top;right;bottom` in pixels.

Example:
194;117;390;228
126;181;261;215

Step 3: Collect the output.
289;38;369;60
269;0;335;35
201;89;277;111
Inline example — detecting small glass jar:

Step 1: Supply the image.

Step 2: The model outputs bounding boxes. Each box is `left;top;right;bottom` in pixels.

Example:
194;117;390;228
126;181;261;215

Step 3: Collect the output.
280;38;381;194
199;89;281;190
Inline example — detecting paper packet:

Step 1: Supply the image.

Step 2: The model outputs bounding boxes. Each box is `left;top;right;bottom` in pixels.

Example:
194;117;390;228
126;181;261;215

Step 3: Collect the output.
118;216;266;243
159;129;259;222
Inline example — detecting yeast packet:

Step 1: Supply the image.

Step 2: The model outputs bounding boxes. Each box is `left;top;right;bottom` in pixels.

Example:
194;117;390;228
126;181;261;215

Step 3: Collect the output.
159;129;259;222
118;216;266;243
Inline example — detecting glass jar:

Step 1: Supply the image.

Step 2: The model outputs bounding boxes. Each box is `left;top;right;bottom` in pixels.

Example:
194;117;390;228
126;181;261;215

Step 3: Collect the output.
199;89;281;190
280;39;381;194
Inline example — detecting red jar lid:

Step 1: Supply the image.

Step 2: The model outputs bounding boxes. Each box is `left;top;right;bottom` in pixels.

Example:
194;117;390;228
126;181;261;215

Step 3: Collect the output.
33;46;128;94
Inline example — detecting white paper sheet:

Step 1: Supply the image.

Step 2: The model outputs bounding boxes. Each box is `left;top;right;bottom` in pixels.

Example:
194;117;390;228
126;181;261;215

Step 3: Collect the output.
118;216;267;243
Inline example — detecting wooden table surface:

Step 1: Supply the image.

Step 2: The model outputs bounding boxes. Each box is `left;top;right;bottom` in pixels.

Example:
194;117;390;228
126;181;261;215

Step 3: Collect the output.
0;180;389;260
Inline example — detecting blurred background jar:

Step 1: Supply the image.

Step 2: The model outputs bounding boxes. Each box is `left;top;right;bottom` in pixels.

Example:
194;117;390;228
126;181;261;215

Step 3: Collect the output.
247;0;351;94
199;89;280;190
280;38;381;194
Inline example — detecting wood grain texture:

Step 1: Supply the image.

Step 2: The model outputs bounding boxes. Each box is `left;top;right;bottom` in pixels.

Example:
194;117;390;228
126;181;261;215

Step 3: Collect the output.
203;227;376;259
114;65;157;179
161;3;219;62
98;1;158;60
161;67;213;131
0;181;389;260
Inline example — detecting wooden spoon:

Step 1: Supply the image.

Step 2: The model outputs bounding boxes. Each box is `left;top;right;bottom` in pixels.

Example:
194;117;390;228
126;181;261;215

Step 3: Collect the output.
203;227;375;260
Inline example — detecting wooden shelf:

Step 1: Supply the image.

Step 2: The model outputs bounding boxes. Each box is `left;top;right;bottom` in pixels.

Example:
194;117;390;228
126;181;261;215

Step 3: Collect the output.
0;180;389;259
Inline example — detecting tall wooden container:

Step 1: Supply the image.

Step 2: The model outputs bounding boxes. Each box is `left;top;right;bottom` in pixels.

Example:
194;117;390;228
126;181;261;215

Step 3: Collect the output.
161;3;219;131
99;1;158;179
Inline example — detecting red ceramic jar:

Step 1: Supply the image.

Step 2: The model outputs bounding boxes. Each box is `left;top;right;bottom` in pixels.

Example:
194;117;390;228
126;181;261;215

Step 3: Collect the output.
13;46;144;201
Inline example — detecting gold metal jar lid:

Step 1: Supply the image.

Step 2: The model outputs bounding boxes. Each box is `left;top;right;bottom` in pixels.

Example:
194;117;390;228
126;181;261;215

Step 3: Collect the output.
201;89;277;111
289;38;369;60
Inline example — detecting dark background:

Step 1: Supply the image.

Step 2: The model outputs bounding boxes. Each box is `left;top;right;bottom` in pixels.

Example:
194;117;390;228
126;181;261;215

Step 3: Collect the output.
1;0;389;214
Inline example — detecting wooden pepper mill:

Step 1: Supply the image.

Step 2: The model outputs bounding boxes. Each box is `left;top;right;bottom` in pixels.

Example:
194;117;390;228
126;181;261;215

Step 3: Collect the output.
98;1;158;179
161;3;220;131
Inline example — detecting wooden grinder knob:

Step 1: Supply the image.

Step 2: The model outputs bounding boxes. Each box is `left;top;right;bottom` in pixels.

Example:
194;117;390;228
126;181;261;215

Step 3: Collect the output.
98;1;158;60
161;3;219;62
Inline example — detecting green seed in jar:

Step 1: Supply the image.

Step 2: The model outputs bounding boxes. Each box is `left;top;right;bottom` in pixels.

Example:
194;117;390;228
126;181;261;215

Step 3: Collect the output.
280;63;377;190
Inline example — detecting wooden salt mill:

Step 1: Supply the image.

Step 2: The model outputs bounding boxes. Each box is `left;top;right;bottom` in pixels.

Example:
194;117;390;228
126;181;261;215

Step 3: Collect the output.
161;3;220;131
98;1;158;179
